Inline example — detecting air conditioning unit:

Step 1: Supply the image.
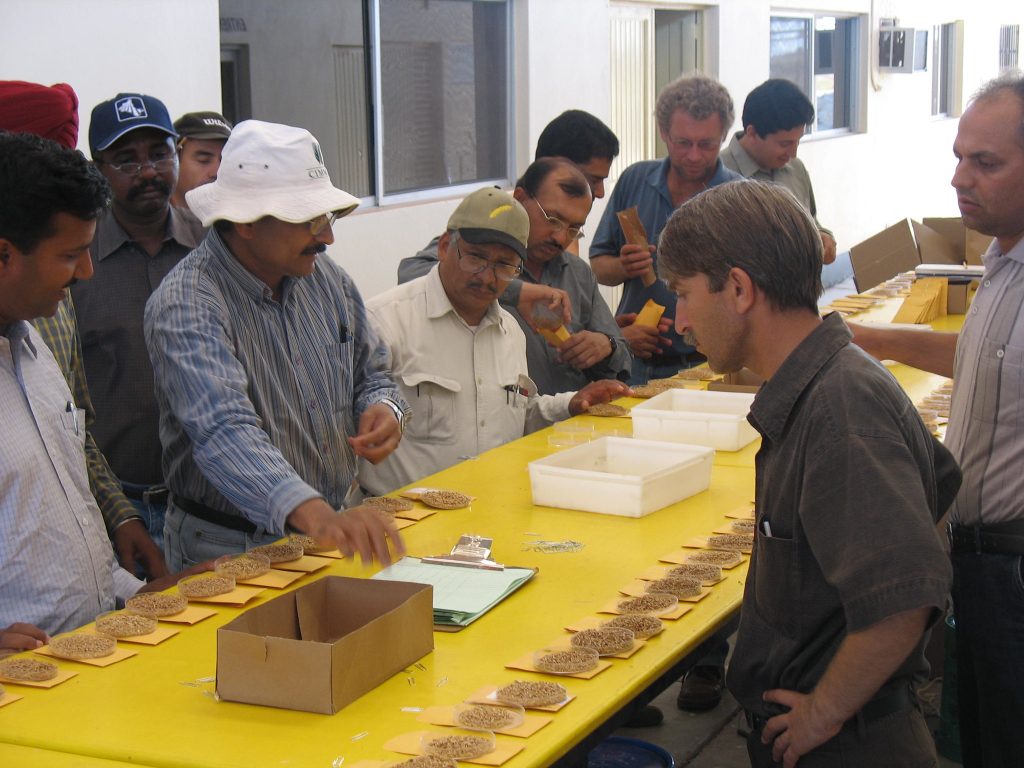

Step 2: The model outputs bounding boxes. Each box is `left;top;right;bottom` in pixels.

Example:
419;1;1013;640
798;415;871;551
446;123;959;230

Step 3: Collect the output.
879;26;920;73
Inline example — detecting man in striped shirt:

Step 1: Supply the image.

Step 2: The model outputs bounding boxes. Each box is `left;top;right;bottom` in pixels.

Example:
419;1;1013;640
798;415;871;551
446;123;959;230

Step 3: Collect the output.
146;121;406;571
853;73;1024;768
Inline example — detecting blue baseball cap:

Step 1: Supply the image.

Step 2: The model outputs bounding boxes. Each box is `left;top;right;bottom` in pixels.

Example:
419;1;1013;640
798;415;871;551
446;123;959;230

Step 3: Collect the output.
88;93;176;157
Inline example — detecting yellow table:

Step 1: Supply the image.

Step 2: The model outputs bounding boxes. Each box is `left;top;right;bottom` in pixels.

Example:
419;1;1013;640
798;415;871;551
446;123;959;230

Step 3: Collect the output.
0;427;753;768
0;744;155;768
0;299;960;768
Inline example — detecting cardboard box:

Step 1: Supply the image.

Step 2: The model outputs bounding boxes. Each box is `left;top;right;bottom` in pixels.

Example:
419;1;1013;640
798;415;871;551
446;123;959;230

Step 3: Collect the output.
922;217;991;266
850;217;992;291
217;576;433;714
707;368;764;394
849;219;922;291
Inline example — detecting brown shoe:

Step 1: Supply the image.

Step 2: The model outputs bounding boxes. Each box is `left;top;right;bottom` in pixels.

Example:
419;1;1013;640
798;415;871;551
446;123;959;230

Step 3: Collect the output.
677;665;724;711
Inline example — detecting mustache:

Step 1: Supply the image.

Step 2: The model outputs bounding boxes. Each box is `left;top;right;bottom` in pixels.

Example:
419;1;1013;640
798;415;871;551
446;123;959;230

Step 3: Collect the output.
303;243;328;255
127;178;171;200
467;280;498;295
683;331;699;347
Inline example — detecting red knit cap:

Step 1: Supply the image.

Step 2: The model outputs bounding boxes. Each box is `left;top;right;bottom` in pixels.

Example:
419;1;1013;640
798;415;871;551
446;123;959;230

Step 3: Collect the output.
0;80;80;149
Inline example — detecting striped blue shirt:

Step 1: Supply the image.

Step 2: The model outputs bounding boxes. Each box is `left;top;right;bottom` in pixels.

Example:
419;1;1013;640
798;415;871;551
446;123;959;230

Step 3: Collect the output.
0;322;142;635
144;230;404;535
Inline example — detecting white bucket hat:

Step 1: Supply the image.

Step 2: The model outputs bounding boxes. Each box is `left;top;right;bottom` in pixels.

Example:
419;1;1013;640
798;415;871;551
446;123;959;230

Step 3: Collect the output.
186;120;359;227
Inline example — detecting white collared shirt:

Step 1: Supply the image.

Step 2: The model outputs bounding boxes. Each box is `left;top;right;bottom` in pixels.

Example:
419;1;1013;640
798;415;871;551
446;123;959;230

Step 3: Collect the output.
0;322;142;634
361;268;572;494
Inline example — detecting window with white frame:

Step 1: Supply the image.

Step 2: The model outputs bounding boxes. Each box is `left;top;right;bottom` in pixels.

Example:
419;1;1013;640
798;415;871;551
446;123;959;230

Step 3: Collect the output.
1000;24;1020;74
219;0;511;204
769;13;863;134
932;22;960;116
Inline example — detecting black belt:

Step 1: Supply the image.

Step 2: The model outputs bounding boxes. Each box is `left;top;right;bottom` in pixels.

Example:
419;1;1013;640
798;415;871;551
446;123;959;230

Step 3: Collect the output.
948;520;1024;556
172;496;258;535
746;681;917;735
121;485;168;503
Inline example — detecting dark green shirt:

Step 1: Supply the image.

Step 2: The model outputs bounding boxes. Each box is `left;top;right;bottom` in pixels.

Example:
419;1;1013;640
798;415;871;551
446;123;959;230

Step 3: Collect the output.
727;313;957;717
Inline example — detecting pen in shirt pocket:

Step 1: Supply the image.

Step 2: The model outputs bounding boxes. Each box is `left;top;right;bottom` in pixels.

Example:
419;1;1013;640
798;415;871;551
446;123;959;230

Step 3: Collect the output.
761;519;772;537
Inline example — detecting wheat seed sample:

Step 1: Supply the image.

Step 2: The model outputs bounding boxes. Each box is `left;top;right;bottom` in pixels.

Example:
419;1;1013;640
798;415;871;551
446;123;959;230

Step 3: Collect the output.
647;576;703;599
48;633;117;660
289;534;334;554
0;657;58;682
215;552;271;579
730;519;757;534
494;680;568;707
534;647;599;674
706;533;754;551
668;563;723;583
95;611;157;638
125;592;187;617
422;733;494;760
420;490;471;509
391;757;458;768
363;495;415;513
686;550;743;567
630;383;671;398
454;703;522;730
570;627;635;655
675;368;717;381
616;593;678;614
605;614;664;639
251;540;304;563
178;573;235;598
586;403;629;417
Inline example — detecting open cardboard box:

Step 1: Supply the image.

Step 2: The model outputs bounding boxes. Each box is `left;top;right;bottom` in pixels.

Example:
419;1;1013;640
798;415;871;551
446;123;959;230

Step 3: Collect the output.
706;368;764;394
849;217;989;309
217;576;433;714
922;217;990;266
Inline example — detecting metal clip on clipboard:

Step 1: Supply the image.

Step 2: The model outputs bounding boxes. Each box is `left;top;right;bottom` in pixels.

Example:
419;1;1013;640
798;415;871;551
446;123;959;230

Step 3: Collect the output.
421;534;505;571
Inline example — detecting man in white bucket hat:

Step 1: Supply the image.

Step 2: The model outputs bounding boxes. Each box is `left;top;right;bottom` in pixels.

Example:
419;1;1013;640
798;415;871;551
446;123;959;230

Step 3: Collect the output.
144;120;408;570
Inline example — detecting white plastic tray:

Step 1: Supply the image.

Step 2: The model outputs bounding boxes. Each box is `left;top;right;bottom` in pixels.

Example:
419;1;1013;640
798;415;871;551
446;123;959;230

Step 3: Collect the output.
630;389;758;451
528;437;713;518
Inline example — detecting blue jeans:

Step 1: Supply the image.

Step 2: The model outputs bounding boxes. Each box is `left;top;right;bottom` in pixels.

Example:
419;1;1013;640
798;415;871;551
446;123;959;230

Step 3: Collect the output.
163;500;274;572
951;551;1024;768
121;482;167;551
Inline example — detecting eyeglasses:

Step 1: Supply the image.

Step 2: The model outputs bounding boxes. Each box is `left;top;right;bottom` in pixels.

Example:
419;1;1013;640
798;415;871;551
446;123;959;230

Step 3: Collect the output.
529;197;585;241
306;212;341;237
666;135;721;153
100;156;177;176
455;241;523;280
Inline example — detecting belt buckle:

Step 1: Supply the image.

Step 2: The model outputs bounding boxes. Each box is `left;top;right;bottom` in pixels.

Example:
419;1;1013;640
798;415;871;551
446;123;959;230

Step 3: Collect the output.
142;486;168;506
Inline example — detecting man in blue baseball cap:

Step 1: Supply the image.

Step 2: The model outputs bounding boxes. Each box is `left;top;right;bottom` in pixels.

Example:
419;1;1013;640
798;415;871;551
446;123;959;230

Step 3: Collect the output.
71;93;205;559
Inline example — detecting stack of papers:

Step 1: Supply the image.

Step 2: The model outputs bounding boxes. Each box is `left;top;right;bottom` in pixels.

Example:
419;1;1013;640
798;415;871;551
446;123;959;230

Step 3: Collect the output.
371;557;535;627
892;277;948;324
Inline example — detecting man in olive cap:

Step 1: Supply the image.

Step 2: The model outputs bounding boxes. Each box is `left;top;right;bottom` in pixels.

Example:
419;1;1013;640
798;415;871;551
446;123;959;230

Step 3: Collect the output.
362;186;629;494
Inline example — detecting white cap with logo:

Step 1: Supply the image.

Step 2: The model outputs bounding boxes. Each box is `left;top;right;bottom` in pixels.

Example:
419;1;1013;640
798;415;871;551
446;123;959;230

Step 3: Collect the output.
186;119;359;227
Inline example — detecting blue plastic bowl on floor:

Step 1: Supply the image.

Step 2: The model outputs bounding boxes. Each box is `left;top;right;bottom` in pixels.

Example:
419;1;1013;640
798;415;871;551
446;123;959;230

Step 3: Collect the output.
587;736;675;768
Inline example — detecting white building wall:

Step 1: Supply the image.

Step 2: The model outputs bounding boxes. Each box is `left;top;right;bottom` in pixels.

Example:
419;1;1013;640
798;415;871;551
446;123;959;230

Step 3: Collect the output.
1;0;1022;299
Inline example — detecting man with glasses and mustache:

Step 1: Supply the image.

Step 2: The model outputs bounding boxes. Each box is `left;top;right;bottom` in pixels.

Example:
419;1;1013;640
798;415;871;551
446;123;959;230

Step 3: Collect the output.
72;93;205;555
144;120;407;570
361;187;629;495
591;75;741;387
509;158;631;396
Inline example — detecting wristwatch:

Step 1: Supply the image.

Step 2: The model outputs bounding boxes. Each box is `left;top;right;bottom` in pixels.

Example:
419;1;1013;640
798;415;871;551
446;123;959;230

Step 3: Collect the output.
380;398;408;434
